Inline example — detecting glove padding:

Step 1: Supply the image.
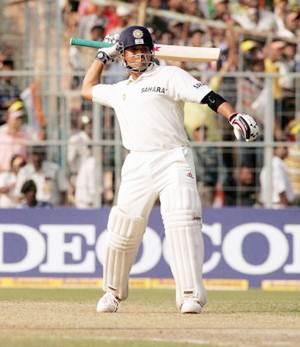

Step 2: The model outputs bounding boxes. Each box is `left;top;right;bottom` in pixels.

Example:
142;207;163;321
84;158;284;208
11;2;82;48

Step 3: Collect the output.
95;33;119;64
229;113;259;142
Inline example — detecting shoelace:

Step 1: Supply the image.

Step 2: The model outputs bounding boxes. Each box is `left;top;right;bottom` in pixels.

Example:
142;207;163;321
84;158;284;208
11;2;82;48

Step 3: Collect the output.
104;294;119;306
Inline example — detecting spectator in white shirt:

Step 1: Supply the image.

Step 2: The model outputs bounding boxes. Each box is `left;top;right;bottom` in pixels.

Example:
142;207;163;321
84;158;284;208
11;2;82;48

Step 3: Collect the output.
75;156;103;208
0;154;26;207
15;146;68;206
67;115;92;180
260;145;294;208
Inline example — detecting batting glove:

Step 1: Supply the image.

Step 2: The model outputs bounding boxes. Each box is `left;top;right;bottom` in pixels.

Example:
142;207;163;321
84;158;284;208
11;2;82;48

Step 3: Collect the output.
229;113;259;142
95;33;119;64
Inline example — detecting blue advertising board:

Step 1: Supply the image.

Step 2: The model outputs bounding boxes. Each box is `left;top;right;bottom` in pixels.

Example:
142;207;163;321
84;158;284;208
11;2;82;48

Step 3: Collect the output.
0;208;299;288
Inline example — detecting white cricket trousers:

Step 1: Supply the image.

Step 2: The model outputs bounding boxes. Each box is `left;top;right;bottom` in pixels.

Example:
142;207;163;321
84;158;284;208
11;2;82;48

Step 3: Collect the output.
104;146;207;306
117;146;200;217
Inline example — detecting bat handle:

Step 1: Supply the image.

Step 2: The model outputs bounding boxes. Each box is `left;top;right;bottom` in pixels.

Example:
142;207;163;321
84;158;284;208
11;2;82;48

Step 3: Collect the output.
69;37;112;49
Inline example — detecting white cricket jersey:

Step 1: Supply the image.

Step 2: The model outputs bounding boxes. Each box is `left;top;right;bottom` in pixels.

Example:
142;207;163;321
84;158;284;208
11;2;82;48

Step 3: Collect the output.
92;64;211;151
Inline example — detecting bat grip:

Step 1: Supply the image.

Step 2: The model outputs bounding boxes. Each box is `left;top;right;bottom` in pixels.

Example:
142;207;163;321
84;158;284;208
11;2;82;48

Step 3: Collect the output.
69;37;112;49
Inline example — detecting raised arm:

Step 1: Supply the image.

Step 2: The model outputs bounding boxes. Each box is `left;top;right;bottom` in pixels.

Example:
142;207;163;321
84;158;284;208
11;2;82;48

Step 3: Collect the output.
81;60;104;101
81;34;120;101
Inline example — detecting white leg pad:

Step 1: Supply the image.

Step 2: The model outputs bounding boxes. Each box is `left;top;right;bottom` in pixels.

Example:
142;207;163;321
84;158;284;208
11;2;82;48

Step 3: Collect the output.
161;187;207;309
103;206;145;300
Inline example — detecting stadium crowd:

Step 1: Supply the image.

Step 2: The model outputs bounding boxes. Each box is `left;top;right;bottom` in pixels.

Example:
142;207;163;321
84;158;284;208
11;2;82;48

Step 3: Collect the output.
0;0;299;208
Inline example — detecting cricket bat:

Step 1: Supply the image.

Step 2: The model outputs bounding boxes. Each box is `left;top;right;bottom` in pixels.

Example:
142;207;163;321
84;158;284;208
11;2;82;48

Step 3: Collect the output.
70;37;220;62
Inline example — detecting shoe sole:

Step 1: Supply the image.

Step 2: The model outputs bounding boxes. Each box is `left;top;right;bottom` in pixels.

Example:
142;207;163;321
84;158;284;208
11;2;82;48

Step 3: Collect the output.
180;302;202;314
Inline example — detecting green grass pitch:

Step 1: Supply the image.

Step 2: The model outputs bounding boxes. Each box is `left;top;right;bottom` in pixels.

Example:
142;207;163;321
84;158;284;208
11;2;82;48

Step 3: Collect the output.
0;288;300;347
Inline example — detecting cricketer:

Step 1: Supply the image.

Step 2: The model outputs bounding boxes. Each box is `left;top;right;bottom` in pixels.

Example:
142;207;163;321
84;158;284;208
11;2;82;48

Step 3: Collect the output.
81;25;259;314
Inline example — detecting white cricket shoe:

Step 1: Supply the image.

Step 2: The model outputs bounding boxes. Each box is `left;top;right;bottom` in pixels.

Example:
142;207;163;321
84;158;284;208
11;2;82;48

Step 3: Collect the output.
96;292;120;313
180;298;202;314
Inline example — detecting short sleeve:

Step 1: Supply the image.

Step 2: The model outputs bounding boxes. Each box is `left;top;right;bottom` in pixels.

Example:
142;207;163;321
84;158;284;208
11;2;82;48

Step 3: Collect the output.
166;66;211;103
92;84;117;108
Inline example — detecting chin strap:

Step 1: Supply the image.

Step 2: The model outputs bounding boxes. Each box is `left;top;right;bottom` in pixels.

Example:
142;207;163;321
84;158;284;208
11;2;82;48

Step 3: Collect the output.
122;52;154;73
125;60;154;73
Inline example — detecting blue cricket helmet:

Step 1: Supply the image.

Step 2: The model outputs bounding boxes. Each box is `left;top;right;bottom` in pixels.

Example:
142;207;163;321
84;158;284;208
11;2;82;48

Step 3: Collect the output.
117;25;154;52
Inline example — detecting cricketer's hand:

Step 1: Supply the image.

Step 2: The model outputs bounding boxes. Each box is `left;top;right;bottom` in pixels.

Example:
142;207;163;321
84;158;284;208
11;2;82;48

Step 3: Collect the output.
95;33;119;64
229;113;259;142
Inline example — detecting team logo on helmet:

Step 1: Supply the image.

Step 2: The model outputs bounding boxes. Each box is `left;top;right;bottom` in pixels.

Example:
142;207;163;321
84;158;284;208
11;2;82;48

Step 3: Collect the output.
132;29;144;39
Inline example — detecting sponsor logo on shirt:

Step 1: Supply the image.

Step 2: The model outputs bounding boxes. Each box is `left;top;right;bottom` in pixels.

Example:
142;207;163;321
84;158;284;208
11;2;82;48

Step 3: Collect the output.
193;82;203;89
186;170;194;179
141;86;167;94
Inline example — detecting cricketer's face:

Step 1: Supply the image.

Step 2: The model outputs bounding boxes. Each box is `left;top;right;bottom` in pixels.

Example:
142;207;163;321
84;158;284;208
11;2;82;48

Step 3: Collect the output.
123;45;152;72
